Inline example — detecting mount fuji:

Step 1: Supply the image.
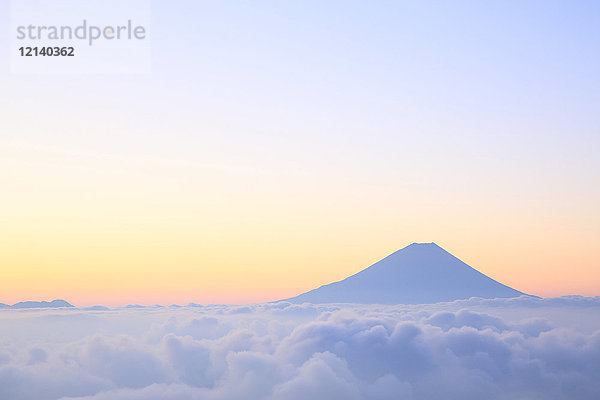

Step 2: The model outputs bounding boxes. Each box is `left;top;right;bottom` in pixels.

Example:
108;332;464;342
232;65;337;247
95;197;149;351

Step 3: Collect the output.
284;243;527;304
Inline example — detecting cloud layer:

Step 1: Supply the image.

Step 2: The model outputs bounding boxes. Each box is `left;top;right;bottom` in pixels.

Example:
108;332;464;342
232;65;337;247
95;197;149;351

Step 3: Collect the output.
0;296;599;400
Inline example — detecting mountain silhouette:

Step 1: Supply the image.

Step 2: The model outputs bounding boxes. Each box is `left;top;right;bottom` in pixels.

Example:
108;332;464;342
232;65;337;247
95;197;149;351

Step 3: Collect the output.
7;300;74;309
284;243;527;304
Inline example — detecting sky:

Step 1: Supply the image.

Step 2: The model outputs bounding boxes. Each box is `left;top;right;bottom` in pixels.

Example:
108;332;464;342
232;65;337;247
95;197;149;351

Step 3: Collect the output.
0;1;599;306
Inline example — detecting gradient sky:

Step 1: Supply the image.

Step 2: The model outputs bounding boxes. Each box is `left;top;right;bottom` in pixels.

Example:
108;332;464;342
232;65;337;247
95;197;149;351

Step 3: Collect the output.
1;1;599;306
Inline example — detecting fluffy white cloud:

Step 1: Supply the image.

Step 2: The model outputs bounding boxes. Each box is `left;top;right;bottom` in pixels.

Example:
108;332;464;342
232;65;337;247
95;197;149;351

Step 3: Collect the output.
0;297;599;400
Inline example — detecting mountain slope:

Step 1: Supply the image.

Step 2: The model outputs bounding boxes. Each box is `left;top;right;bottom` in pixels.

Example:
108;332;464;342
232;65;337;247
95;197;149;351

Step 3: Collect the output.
284;243;526;304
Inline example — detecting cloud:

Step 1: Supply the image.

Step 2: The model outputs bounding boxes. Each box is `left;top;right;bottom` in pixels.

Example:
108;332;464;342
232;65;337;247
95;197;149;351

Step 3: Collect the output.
27;348;48;365
0;298;599;399
270;352;361;400
82;335;168;389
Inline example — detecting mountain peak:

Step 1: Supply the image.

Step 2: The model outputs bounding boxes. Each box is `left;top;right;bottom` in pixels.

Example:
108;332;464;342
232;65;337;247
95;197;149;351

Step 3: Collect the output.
405;242;448;252
283;243;526;304
406;242;443;251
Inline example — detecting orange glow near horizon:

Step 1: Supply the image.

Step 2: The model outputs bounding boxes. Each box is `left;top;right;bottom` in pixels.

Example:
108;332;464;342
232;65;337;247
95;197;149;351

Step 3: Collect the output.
1;207;598;306
1;143;598;306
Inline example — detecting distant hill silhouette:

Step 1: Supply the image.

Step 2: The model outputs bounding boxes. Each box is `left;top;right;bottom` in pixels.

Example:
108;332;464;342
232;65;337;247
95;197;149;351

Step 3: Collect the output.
3;300;74;309
83;305;110;311
284;243;527;304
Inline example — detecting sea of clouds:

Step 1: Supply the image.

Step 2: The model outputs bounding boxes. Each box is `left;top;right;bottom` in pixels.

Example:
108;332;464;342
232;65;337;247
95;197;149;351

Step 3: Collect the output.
0;296;599;400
